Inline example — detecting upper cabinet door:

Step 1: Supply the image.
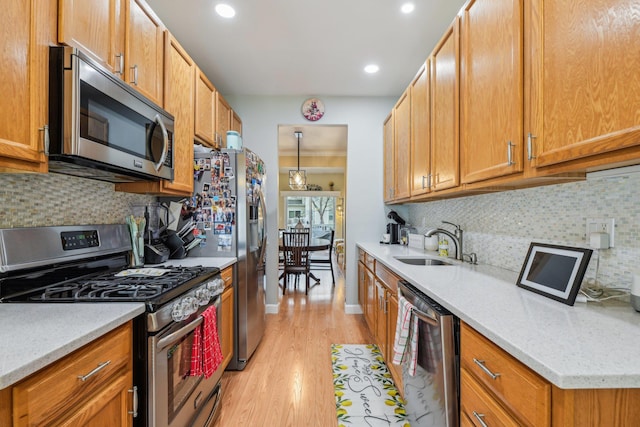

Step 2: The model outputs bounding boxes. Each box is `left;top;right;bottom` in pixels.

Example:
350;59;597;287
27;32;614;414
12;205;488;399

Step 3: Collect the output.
431;18;460;192
393;90;411;201
383;113;395;202
125;0;164;106
527;0;640;169
460;0;523;184
216;93;232;148
231;110;243;135
410;63;431;197
58;0;125;76
0;0;53;173
194;67;217;147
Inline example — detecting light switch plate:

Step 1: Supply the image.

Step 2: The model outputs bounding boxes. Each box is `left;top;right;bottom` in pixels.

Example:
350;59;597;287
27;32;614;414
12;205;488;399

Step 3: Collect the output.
586;218;615;247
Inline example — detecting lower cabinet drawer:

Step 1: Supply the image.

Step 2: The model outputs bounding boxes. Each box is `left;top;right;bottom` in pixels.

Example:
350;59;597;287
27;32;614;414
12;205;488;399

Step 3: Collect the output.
221;265;234;289
12;323;132;425
460;322;550;427
461;368;521;427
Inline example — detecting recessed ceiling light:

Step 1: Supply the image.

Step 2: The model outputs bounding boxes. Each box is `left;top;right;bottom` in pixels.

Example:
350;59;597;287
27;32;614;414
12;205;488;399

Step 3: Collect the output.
401;3;415;14
215;4;236;18
364;64;380;74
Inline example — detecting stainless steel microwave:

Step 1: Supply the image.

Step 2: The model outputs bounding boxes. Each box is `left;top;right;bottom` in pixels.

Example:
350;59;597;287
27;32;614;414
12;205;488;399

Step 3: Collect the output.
48;46;174;183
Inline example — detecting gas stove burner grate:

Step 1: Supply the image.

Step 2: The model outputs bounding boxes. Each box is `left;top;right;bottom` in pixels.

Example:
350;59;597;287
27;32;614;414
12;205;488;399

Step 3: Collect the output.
23;266;218;302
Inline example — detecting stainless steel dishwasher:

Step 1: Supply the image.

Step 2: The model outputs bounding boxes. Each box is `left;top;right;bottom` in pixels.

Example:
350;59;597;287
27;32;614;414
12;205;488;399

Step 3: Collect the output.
398;280;459;427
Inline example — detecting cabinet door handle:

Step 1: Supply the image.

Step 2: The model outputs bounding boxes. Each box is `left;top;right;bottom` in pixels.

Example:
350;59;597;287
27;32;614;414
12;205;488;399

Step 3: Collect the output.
473;358;501;380
39;125;50;155
128;385;138;417
115;53;124;75
77;360;111;382
507;141;515;166
472;411;489;427
130;65;139;85
527;133;537;161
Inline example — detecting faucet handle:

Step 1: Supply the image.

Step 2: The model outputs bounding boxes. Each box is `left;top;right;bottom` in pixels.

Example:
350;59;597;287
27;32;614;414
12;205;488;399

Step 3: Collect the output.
442;221;461;231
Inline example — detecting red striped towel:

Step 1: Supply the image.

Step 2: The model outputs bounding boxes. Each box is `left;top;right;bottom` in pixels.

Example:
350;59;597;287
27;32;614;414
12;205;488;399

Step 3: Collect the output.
392;295;419;376
190;305;224;378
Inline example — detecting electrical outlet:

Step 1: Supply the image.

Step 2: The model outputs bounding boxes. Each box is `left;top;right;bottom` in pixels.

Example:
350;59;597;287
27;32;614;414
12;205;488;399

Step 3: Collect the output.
586;218;615;247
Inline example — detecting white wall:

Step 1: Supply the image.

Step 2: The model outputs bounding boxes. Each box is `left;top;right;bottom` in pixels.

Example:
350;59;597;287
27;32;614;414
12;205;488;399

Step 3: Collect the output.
225;95;395;310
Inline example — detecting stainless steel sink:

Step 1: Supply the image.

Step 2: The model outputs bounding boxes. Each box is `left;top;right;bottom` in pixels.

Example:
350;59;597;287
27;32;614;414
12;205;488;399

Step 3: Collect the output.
393;257;452;266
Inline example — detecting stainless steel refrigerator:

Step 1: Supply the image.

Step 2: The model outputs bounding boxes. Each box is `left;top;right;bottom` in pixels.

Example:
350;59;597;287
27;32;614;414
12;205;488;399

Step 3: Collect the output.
188;148;267;370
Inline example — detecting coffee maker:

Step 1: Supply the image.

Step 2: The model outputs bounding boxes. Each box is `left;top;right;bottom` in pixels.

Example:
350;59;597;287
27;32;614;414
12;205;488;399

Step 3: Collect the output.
386;211;406;244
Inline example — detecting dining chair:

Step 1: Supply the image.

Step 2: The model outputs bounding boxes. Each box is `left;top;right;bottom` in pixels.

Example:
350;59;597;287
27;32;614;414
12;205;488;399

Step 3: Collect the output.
309;229;335;286
281;231;311;294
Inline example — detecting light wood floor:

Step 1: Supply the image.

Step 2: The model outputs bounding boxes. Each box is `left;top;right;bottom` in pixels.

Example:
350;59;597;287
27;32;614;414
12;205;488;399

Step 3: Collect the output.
216;263;372;426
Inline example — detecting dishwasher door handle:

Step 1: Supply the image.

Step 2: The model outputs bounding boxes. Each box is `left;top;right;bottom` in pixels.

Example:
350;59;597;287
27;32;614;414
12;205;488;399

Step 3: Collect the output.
398;287;439;326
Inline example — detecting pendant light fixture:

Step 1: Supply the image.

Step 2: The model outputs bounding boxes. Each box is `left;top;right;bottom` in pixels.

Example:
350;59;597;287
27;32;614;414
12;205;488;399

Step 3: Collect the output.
289;131;307;190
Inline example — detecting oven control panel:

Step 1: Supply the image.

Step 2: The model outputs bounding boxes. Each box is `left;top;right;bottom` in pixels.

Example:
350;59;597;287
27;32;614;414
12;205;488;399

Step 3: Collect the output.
60;230;100;250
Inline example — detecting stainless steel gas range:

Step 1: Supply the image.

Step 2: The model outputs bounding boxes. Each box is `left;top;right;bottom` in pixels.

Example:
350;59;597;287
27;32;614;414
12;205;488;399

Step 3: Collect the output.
0;224;226;427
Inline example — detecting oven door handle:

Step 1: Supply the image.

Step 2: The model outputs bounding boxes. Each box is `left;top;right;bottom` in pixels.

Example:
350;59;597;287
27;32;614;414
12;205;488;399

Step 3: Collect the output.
156;316;203;350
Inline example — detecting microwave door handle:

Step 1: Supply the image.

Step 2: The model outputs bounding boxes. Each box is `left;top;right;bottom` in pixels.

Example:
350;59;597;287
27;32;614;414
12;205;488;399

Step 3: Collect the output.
153;114;169;171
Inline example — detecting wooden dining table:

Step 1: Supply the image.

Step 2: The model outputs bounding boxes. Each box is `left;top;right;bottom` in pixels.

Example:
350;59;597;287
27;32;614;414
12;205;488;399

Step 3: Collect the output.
278;237;331;252
278;237;331;284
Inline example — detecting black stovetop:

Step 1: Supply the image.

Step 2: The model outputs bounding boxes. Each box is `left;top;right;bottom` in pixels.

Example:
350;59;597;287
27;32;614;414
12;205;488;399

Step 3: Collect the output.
0;256;219;308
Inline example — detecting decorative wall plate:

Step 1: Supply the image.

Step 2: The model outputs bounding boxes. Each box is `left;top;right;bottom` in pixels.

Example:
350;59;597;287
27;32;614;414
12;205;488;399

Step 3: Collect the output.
301;98;325;121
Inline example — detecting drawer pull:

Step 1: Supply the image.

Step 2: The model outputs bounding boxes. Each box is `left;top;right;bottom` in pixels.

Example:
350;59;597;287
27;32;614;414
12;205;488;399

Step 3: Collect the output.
473;358;500;380
472;411;489;427
77;360;111;382
129;386;138;417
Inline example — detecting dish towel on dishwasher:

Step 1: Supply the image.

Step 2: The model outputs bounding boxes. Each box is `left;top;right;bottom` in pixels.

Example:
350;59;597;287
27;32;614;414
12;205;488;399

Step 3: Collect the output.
190;305;223;379
392;295;419;376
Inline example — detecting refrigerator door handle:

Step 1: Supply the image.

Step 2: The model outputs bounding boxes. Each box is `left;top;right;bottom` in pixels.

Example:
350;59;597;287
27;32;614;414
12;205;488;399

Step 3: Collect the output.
257;189;268;267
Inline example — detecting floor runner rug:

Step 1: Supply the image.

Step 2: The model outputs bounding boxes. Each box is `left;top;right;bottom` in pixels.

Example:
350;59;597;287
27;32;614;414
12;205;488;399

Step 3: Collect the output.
331;344;409;426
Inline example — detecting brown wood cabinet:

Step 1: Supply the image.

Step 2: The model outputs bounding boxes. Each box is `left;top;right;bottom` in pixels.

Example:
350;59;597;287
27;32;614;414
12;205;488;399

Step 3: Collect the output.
410;63;431;197
220;266;234;370
231;110;243;135
461;322;551;427
383;113;395;202
430;18;460;192
216;93;232;148
0;0;54;173
460;0;524;185
195;67;217;148
358;249;404;392
59;0;164;107
6;323;134;426
374;262;403;392
393;90;412;201
124;0;164;106
116;33;194;196
461;321;640;427
526;0;640;173
58;0;125;76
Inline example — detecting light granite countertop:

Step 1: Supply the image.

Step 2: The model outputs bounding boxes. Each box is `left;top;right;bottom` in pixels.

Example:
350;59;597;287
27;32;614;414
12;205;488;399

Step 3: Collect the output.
0;303;145;389
0;257;237;390
358;241;640;389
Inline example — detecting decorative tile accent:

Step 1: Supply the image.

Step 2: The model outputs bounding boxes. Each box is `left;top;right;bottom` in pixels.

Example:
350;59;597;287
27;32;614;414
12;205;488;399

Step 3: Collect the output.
407;173;640;290
0;174;155;229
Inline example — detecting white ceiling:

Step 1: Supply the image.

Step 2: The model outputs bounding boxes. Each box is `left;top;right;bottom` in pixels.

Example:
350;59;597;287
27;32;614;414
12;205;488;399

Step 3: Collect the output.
278;124;347;156
146;0;466;97
146;0;467;160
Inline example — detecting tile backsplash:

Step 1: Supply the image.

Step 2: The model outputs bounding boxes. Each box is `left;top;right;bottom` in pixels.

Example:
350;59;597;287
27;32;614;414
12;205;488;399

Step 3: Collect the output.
407;170;640;290
0;174;155;228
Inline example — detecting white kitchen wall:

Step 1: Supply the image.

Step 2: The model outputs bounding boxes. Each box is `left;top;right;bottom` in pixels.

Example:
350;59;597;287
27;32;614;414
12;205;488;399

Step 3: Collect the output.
407;170;640;290
0;173;155;228
225;95;395;311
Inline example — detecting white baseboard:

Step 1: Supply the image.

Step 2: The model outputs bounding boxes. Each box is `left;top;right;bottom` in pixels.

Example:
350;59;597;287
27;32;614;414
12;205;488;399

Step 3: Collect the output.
265;303;279;314
344;303;363;314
